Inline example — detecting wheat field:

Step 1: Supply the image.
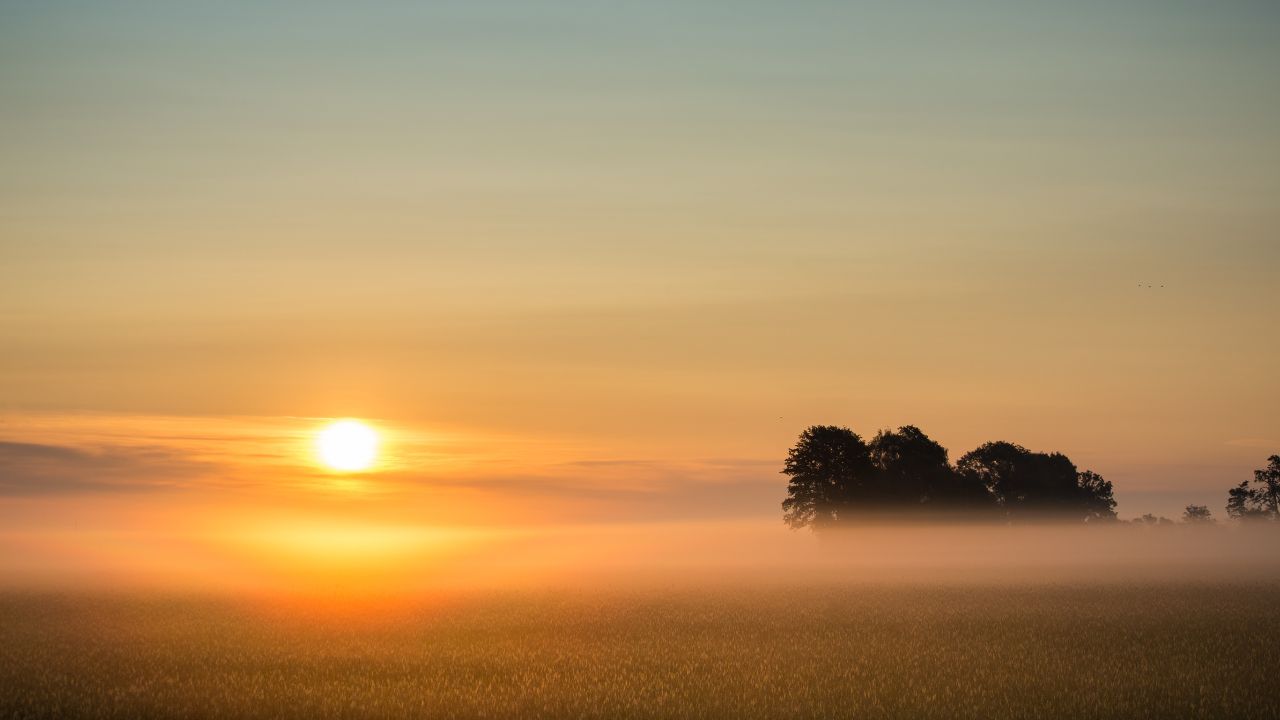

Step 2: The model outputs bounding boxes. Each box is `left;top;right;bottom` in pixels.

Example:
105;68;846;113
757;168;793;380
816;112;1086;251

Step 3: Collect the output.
2;582;1278;719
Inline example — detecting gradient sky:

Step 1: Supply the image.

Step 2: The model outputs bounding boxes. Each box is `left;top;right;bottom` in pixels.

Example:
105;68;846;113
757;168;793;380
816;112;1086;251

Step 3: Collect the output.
2;0;1279;555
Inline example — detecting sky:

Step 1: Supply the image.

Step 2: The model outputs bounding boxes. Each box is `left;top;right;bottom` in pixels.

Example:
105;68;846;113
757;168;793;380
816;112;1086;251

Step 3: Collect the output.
2;1;1279;579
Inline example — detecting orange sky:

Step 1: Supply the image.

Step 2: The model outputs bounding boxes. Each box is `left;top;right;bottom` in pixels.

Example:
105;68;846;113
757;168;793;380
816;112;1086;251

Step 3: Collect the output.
2;2;1279;584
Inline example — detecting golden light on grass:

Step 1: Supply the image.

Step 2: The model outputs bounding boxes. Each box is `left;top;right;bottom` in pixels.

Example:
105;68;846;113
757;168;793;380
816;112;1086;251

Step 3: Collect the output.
316;420;379;472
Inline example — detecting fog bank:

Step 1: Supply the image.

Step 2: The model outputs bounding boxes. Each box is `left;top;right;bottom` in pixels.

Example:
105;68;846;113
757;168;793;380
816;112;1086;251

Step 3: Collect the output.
4;519;1278;596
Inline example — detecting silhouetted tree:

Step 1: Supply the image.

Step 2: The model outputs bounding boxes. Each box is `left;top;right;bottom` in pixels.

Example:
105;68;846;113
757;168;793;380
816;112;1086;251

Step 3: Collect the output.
1225;455;1280;521
867;426;992;513
1223;481;1264;515
953;441;1020;514
781;426;874;530
1181;505;1213;523
784;425;1120;528
1227;482;1257;520
955;442;1115;522
1134;513;1174;526
1254;455;1280;516
1076;470;1118;522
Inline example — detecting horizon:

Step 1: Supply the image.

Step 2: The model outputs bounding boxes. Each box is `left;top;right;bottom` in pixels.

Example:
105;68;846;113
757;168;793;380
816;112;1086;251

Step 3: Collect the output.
4;3;1280;717
3;1;1279;590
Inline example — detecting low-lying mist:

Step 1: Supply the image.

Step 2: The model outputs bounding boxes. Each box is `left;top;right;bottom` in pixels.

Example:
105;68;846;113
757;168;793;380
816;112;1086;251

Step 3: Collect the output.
5;518;1279;597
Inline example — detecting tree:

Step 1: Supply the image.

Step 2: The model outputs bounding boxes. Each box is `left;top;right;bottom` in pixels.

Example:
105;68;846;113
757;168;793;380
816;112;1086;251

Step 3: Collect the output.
954;441;1026;510
1181;505;1213;524
783;425;1121;528
1254;455;1280;516
955;442;1115;522
1225;455;1280;521
1076;471;1118;522
1134;513;1174;526
781;426;874;530
867;426;991;513
1227;481;1260;520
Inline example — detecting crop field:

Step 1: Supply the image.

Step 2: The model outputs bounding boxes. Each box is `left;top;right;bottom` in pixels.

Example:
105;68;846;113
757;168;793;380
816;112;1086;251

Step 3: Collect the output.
2;582;1278;719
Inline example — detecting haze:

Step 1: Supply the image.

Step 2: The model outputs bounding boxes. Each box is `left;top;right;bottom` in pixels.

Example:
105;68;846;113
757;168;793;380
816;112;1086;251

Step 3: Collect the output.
3;0;1280;593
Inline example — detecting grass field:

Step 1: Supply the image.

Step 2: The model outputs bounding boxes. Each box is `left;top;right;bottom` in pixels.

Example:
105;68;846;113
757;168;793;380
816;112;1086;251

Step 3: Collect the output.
2;583;1278;719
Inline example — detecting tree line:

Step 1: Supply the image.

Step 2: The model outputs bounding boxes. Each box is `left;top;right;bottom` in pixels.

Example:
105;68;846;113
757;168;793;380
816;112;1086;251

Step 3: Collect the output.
1115;455;1279;525
781;424;1278;529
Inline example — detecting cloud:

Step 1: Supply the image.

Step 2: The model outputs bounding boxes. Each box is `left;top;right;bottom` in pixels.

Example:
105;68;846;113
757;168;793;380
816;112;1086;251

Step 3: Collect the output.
0;441;211;496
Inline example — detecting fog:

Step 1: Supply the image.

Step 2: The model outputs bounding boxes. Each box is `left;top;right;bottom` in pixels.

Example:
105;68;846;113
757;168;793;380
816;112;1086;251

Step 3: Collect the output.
4;519;1278;597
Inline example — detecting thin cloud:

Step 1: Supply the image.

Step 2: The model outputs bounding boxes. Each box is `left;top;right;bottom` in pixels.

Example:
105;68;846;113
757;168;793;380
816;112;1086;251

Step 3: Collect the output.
0;440;211;496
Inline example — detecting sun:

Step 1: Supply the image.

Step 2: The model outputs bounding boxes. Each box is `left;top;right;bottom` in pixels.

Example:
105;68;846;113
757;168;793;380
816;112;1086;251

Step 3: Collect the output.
316;420;379;472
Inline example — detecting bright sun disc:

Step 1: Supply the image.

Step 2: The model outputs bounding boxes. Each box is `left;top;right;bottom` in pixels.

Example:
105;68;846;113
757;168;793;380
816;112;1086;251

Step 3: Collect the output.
316;420;379;471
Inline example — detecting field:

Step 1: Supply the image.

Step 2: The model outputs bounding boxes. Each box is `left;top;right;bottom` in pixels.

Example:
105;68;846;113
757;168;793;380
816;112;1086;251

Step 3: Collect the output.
3;583;1279;719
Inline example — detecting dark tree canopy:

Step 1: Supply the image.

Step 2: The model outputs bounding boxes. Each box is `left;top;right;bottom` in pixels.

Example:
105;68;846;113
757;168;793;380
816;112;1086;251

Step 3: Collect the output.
954;442;1116;522
781;425;1110;528
953;441;1025;504
1076;471;1119;523
868;426;992;513
781;425;873;530
1225;455;1280;521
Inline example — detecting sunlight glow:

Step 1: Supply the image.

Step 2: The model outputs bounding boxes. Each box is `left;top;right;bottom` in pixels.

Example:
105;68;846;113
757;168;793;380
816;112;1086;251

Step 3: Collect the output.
316;420;379;471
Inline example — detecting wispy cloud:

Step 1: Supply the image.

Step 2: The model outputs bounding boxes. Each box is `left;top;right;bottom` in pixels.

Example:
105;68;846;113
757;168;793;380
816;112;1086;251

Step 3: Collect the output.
0;412;785;520
0;441;211;496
